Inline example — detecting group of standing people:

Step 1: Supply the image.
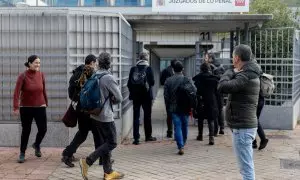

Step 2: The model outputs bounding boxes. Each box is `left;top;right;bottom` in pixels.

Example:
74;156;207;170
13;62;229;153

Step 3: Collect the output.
12;45;270;180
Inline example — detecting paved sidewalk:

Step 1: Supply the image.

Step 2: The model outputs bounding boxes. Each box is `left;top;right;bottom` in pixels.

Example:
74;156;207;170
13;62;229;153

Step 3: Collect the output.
1;89;300;179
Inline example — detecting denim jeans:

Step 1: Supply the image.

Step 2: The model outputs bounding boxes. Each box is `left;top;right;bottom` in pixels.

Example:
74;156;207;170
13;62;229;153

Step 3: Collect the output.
172;113;189;149
232;128;257;180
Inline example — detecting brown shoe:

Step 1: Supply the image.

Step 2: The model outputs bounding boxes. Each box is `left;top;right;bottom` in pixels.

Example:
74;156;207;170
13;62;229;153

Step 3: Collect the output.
178;148;184;155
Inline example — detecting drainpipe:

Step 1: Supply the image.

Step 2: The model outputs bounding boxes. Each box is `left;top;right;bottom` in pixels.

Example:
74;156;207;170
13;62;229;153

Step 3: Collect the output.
244;22;249;44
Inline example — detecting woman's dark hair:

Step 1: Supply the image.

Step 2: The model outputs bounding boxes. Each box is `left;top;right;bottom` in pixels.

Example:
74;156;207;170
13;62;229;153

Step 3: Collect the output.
98;52;111;70
25;55;39;68
200;62;211;73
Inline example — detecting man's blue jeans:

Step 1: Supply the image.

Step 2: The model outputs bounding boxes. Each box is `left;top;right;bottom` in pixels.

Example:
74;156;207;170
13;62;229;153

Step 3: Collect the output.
172;113;189;149
232;128;257;180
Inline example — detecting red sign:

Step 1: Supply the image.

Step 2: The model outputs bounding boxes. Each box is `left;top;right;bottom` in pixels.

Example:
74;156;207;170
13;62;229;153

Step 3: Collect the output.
235;0;245;6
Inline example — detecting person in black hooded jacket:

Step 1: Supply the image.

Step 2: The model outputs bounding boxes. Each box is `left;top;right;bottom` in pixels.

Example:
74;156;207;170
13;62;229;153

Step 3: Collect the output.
193;62;219;145
205;52;225;135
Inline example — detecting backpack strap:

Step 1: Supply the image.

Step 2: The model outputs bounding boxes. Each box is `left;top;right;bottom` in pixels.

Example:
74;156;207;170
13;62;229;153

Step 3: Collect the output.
95;72;114;112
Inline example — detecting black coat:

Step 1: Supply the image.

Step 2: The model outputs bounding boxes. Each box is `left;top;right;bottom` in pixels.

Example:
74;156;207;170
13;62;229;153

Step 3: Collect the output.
193;72;219;120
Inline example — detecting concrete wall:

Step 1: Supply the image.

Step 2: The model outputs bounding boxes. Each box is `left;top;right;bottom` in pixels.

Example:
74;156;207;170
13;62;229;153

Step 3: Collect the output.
149;50;161;99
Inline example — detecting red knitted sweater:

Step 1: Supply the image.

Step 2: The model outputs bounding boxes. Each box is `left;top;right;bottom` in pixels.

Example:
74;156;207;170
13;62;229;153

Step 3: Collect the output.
13;70;48;111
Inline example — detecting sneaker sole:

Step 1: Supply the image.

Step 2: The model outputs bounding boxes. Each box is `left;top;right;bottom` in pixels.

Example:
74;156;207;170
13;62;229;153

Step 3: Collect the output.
79;160;88;180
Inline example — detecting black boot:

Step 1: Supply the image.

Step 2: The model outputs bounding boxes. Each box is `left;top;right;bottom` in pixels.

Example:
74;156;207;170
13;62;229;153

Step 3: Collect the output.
209;136;214;145
252;139;258;149
61;156;75;167
196;135;203;141
166;131;172;138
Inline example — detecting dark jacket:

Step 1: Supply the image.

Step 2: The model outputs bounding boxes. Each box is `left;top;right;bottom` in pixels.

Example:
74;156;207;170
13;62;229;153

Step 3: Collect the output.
193;72;219;120
160;66;174;85
164;73;196;114
218;61;262;129
127;60;155;101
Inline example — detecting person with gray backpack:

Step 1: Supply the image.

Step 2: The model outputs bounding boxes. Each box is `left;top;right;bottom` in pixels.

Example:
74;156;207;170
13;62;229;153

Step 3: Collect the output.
79;52;124;180
127;52;156;145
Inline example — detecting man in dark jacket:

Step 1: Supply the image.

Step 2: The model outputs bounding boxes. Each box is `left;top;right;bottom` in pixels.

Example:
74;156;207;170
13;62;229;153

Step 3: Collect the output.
205;52;225;135
127;52;156;145
193;63;219;145
164;61;196;155
62;54;104;167
218;44;261;180
160;59;177;138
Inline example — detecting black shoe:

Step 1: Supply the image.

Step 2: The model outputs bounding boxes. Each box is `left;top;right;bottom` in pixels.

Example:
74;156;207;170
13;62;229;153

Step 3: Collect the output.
209;136;214;145
196;135;203;141
145;137;157;142
258;139;269;150
133;139;140;145
62;156;75;167
71;155;79;162
252;139;258;149
166;132;172;138
32;143;41;157
219;129;225;135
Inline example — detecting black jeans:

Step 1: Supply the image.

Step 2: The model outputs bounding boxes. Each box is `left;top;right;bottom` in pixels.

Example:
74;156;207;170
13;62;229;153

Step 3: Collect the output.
166;112;172;135
133;99;153;140
198;117;215;137
86;121;117;174
255;97;266;142
216;92;225;130
62;112;102;157
20;107;47;153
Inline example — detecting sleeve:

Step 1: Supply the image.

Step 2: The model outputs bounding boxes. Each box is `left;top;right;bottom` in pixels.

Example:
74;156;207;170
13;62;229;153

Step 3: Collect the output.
13;73;24;111
163;80;170;108
42;72;48;106
218;71;249;94
127;67;134;91
160;69;167;85
107;75;123;105
147;66;155;87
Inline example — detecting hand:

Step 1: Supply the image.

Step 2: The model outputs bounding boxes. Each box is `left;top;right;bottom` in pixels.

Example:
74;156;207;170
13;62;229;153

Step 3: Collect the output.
13;109;19;116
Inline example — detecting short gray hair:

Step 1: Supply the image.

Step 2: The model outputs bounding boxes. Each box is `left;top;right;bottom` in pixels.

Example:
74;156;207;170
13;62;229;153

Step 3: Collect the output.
139;52;148;61
233;44;252;62
98;52;111;70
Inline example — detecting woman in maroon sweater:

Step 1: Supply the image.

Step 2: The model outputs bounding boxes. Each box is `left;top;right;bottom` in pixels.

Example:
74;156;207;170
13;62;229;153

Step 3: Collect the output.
13;55;48;163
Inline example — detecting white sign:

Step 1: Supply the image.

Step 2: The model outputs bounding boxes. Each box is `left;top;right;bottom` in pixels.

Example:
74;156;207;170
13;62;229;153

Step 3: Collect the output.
152;0;249;13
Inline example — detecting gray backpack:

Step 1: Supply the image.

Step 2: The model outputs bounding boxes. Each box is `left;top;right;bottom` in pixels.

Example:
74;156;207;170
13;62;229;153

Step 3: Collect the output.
260;73;275;97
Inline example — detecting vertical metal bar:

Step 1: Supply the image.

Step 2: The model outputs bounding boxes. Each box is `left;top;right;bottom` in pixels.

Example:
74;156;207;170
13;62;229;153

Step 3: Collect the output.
281;29;284;104
235;27;240;46
244;22;249;44
254;29;257;57
118;16;123;138
66;12;70;102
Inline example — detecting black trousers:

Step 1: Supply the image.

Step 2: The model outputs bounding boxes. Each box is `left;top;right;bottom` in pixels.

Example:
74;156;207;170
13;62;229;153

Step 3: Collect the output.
216;92;225;131
86;121;117;174
166;112;172;135
198;117;215;137
62;112;102;157
254;97;266;144
20;107;47;153
133;99;153;140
